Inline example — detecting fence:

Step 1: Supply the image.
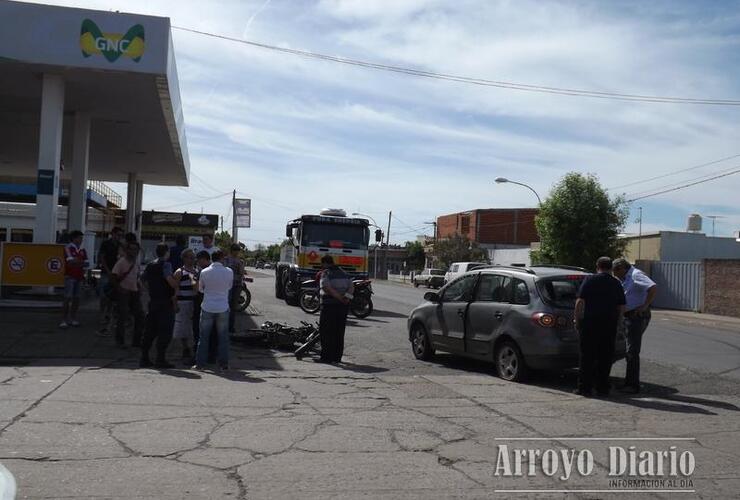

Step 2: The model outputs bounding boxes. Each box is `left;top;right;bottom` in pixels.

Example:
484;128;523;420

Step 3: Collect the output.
650;261;704;312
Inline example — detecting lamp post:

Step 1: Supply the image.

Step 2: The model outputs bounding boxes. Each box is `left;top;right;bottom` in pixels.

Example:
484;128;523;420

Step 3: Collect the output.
352;212;380;279
494;177;542;206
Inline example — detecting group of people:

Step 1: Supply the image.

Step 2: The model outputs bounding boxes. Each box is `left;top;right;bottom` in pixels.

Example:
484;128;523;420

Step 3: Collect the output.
574;257;658;397
62;228;247;371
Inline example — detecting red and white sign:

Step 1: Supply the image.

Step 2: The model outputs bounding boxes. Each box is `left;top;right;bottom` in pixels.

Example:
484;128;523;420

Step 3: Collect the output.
46;257;63;274
8;255;25;273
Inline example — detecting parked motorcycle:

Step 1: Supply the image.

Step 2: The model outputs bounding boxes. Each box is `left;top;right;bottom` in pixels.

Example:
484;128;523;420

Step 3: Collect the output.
235;275;253;312
298;278;374;318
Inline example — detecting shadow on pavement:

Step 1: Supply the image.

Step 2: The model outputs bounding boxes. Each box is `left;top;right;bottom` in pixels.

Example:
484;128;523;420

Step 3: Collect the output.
368;309;409;319
426;353;735;416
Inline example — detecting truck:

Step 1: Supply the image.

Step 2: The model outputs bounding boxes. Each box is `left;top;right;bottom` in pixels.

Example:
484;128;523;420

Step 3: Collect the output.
275;208;371;305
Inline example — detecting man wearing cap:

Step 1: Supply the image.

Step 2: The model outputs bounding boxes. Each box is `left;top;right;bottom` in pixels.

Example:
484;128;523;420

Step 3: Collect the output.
574;256;626;397
613;258;658;394
317;255;354;364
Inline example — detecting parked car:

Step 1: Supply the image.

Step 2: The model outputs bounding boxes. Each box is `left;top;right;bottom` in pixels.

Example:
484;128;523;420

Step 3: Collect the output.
255;261;265;269
444;261;490;284
263;262;275;270
413;268;446;288
407;265;626;382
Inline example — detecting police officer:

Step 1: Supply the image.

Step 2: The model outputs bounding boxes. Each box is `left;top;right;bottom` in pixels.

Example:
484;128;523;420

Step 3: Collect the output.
574;256;626;397
613;258;657;394
140;243;178;369
317;255;353;364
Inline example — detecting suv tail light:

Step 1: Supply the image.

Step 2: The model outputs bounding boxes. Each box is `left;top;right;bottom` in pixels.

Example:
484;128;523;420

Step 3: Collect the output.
531;312;556;328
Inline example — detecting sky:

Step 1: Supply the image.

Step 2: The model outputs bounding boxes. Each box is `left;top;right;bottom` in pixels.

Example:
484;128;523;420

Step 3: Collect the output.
25;0;740;245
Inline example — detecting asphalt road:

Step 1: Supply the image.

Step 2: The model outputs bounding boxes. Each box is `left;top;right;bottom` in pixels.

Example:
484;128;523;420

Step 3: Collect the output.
246;269;740;390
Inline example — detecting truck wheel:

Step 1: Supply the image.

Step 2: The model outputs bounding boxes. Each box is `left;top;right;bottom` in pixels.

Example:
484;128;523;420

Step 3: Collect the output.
283;274;299;306
275;269;285;299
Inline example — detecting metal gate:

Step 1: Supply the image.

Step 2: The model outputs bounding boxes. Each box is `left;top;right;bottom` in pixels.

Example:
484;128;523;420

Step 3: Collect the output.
650;262;703;311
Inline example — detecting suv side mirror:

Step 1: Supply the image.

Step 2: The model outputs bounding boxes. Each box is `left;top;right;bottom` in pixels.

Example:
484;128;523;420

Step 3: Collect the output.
424;291;440;303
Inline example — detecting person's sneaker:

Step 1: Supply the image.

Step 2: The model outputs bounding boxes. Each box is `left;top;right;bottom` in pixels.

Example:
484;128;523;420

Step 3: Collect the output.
59;321;69;329
139;358;153;368
70;320;81;327
217;365;229;372
95;328;112;337
191;364;206;371
154;361;175;369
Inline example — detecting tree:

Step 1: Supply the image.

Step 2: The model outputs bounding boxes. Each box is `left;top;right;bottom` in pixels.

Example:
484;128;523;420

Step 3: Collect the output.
214;230;233;251
534;172;628;270
433;234;488;269
404;240;426;270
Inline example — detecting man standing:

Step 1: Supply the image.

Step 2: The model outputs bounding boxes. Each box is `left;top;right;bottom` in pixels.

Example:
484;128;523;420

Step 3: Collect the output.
169;234;187;273
194;250;233;371
613;258;658;394
172;249;197;361
97;227;123;332
224;243;245;333
60;230;89;329
140;243;178;369
111;241;145;347
201;234;217;257
574;257;626;397
318;255;353;364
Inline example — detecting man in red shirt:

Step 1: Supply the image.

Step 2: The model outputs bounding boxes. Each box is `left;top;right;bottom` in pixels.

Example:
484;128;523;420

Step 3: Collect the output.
61;230;89;329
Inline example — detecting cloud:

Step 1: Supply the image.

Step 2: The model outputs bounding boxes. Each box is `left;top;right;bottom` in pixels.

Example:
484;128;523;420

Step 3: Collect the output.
18;0;740;242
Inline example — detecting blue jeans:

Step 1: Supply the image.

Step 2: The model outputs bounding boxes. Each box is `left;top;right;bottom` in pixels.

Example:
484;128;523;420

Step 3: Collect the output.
197;310;229;367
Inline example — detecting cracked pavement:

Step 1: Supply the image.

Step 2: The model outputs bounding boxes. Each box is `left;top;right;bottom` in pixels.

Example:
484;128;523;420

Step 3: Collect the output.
1;271;739;499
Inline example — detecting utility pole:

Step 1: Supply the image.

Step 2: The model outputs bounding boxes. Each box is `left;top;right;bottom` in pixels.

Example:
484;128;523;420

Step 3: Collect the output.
231;189;237;244
385;211;392;279
637;207;642;261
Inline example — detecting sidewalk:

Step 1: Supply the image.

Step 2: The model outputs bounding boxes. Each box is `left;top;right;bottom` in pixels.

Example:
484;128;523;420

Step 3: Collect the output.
653;309;740;332
1;305;739;498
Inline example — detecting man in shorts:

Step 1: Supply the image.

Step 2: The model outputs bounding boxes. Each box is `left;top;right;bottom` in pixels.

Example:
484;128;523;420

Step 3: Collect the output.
172;249;198;361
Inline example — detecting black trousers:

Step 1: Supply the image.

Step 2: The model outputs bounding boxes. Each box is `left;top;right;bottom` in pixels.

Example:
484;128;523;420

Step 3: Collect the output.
319;303;349;362
624;310;651;388
578;318;617;394
192;293;218;362
142;303;175;363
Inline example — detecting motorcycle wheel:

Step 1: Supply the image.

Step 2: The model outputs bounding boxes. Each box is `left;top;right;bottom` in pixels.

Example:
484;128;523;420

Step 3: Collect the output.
237;286;251;312
294;330;321;359
351;296;373;319
299;290;321;314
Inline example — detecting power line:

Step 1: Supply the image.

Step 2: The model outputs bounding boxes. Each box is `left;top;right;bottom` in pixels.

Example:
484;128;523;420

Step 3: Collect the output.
609;153;740;191
627;168;740;202
150;191;232;211
625;163;740;198
172;25;740;106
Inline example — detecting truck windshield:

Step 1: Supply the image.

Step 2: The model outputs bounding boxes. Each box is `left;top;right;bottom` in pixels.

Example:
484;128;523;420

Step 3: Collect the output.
301;223;369;250
536;276;585;309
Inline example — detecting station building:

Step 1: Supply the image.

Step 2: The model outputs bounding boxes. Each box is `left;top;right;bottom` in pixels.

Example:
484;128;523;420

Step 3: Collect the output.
0;1;190;249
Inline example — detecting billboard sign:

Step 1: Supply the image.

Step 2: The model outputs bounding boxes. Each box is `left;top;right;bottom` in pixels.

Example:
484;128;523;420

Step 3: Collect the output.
0;243;66;287
234;199;251;228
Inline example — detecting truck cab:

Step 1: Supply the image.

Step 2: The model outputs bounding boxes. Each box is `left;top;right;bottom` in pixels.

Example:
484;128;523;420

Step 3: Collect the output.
276;209;370;304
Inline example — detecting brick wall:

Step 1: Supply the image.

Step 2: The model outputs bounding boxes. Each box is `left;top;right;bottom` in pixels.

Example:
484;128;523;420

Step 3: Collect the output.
703;259;740;318
437;209;539;245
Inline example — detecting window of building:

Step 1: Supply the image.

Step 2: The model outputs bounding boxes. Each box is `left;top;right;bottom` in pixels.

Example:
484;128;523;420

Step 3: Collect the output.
10;228;33;242
0;228;7;242
460;215;470;234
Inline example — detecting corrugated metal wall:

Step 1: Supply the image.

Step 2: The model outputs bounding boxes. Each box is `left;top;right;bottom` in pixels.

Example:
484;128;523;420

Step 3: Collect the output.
650;262;704;311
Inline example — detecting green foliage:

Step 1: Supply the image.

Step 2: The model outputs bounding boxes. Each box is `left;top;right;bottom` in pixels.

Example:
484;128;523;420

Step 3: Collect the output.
214;230;233;251
404;240;426;270
535;172;629;270
433;234;488;269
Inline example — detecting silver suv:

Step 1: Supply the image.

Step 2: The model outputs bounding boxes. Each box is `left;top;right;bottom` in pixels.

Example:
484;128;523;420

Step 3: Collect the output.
407;265;626;382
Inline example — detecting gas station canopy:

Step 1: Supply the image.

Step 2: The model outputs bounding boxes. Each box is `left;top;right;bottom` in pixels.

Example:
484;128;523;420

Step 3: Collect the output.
0;0;190;187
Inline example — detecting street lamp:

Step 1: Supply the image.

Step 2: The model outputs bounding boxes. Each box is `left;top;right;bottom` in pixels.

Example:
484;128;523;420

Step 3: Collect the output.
494;177;542;206
352;212;380;279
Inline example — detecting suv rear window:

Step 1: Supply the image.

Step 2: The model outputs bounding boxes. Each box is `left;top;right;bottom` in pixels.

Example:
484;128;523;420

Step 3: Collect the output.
536;276;586;309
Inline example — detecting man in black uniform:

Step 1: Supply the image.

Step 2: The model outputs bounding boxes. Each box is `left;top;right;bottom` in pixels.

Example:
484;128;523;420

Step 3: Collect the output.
140;243;178;369
574;256;626;397
318;255;354;364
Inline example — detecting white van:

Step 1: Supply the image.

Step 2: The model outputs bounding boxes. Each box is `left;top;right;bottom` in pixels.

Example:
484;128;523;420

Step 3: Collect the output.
444;261;490;284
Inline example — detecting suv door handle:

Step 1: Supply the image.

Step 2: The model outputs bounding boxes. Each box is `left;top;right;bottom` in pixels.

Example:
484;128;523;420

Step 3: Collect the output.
494;311;504;320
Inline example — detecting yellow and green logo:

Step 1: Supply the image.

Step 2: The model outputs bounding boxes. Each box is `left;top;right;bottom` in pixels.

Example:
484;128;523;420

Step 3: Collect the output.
80;19;145;63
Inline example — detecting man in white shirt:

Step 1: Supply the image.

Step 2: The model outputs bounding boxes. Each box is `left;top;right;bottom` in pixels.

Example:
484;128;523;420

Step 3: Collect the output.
194;250;233;370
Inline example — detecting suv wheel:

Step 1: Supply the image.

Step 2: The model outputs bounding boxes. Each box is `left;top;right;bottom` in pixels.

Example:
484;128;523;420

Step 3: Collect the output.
495;340;528;382
410;323;434;360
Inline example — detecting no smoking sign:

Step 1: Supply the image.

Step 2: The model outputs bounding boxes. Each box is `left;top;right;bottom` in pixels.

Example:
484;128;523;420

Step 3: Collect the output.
8;255;26;273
